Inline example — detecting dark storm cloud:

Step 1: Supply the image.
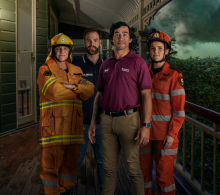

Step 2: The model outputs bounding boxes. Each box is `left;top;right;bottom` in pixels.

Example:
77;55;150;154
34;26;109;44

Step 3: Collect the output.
150;0;220;46
181;47;192;54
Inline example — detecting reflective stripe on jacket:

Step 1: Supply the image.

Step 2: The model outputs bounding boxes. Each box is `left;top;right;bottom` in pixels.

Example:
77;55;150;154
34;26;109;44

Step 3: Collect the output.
139;61;185;140
37;58;95;147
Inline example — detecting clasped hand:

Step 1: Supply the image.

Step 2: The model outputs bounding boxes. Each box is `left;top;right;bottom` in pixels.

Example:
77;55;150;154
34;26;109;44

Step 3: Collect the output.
61;79;88;89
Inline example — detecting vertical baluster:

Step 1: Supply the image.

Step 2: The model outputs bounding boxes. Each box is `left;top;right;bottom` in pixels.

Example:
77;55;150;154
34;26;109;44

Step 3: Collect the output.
176;150;179;164
183;121;186;172
191;125;195;180
175;123;181;164
213;123;218;195
201;130;205;191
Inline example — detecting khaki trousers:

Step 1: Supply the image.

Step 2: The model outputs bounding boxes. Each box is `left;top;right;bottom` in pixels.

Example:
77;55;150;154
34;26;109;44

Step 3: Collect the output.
40;144;79;195
100;111;144;195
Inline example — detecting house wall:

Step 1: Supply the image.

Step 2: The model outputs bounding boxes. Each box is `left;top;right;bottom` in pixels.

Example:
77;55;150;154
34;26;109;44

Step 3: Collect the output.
0;0;17;136
48;0;59;40
0;0;49;136
36;0;48;121
0;0;111;136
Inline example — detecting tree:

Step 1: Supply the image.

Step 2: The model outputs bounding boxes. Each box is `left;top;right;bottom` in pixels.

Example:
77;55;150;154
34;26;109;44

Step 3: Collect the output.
129;27;139;54
168;38;178;59
145;27;157;59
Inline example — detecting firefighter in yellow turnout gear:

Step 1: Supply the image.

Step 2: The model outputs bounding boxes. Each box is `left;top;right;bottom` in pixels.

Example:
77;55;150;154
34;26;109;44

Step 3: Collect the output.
37;33;94;195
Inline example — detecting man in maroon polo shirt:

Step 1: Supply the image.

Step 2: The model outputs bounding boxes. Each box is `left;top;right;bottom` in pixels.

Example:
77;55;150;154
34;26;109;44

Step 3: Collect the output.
88;21;152;195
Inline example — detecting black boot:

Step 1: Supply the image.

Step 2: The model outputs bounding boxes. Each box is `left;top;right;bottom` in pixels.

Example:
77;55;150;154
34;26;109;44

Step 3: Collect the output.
60;189;70;195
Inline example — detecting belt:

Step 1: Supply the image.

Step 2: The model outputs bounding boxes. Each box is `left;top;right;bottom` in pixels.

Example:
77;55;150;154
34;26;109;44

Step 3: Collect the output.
104;107;138;117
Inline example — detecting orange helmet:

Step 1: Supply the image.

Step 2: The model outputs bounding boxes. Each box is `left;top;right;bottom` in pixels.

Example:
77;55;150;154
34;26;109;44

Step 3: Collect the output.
147;30;171;49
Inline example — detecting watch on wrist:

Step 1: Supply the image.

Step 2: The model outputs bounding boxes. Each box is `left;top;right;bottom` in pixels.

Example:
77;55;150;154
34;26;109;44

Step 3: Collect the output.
143;122;151;128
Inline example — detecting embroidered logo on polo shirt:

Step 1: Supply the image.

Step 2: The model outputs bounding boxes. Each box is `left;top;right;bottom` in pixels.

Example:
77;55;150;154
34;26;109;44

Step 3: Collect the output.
83;73;93;77
122;68;129;72
104;68;110;73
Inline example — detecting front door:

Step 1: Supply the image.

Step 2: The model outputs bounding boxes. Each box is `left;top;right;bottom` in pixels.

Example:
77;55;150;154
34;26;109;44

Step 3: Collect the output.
17;0;36;126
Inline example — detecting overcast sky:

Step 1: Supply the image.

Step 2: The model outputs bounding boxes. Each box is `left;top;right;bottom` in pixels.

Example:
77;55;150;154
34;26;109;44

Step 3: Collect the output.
149;0;220;59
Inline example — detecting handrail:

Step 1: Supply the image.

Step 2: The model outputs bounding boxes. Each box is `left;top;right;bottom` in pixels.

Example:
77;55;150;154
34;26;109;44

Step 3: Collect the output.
174;101;219;195
185;116;220;139
185;101;220;124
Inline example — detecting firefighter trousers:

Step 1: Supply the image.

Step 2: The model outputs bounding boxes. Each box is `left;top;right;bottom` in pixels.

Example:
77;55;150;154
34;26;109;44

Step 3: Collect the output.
139;140;178;195
40;144;79;195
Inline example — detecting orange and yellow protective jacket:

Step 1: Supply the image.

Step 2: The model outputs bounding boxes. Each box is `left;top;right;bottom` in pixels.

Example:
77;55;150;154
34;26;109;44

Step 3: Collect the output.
139;61;185;140
37;58;94;147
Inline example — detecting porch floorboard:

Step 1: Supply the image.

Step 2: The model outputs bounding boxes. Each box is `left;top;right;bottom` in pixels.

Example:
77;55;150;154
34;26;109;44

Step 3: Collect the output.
0;125;184;195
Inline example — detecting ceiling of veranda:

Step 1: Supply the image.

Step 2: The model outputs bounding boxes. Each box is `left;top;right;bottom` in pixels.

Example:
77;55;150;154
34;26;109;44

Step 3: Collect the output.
54;0;139;29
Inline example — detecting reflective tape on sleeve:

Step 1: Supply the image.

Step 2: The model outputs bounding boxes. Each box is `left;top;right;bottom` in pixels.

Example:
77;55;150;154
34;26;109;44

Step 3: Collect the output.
42;77;58;95
42;179;58;187
151;115;171;121
170;89;185;96
151;92;170;100
144;181;153;188
39;100;82;109
156;183;175;193
154;148;178;156
172;110;185;117
139;148;152;154
59;173;76;182
86;80;92;84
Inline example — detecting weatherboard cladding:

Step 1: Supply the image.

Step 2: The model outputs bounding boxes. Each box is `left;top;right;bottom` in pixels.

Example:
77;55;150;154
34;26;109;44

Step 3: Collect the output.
0;0;16;135
0;0;49;135
36;0;49;121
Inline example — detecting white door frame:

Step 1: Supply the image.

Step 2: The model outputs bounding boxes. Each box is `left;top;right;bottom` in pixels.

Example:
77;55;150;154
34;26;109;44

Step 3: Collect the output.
16;0;37;126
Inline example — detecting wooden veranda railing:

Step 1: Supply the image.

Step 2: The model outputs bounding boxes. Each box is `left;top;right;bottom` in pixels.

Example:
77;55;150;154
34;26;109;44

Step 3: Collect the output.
174;101;220;195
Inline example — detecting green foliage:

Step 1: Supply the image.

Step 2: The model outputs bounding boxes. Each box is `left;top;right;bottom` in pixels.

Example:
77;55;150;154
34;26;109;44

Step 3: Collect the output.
168;38;178;59
177;121;219;195
145;27;156;59
129;27;139;54
170;56;220;113
144;26;157;36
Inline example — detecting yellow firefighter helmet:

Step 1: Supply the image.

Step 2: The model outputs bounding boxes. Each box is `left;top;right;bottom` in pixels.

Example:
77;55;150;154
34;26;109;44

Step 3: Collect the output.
46;33;74;63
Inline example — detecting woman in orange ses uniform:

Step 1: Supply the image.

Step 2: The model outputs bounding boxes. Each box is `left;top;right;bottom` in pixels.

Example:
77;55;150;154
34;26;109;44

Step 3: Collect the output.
139;30;185;195
37;33;94;195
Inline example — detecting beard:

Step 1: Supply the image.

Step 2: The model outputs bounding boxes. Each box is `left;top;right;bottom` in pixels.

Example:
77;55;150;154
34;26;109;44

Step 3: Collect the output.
86;46;99;55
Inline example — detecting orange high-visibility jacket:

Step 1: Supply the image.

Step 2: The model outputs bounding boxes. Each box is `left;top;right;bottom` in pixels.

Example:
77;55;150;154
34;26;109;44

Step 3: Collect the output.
37;58;95;147
139;61;185;140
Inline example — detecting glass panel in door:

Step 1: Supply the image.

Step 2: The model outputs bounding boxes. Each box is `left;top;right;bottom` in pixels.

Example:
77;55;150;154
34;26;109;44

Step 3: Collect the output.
17;0;33;125
18;52;32;118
